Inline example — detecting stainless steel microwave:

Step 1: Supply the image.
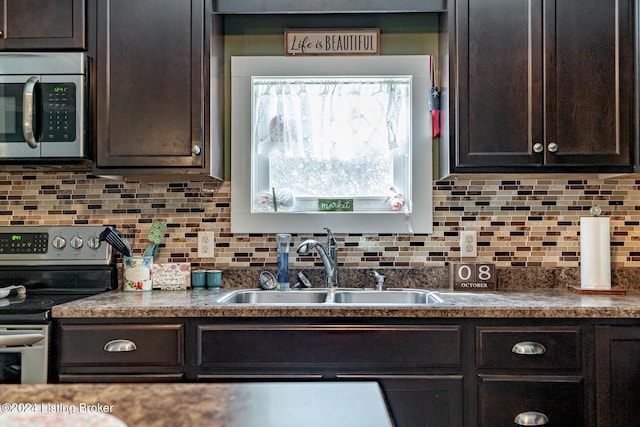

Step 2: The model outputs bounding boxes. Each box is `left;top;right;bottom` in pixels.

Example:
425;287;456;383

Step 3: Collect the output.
0;53;89;161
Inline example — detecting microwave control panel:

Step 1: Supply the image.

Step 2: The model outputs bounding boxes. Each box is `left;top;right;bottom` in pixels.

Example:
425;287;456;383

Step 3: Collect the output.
41;83;77;142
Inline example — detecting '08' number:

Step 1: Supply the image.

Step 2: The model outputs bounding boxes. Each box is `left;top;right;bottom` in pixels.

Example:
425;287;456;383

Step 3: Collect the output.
455;263;493;282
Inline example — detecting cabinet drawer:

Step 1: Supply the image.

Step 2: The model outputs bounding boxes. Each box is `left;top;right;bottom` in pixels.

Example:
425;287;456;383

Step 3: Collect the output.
478;375;584;427
59;323;184;366
198;324;461;371
477;326;580;370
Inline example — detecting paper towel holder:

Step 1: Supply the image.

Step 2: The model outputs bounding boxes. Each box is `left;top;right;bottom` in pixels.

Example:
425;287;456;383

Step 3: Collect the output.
568;206;626;295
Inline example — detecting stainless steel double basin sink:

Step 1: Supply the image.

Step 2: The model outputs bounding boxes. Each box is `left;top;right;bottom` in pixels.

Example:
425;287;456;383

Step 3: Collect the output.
216;288;446;305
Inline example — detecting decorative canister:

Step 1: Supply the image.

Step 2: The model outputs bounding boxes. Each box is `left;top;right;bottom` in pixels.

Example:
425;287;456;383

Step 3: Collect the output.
122;256;153;291
191;269;207;289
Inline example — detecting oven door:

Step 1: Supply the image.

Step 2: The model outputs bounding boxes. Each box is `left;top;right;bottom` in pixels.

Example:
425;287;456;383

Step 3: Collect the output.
0;325;48;384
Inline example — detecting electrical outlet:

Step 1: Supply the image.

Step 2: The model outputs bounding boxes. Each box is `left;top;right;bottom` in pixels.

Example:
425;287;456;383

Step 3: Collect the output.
198;232;215;258
459;230;477;257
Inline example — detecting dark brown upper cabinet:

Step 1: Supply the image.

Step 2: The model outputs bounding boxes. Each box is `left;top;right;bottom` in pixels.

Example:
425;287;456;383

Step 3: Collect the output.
0;0;86;50
450;0;633;174
93;0;222;179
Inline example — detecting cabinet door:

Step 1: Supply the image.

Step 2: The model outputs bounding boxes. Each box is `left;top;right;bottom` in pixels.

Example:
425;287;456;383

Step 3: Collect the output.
455;0;632;172
0;0;86;50
595;326;640;427
456;0;543;169
543;0;632;167
95;0;206;168
339;375;464;427
196;323;464;427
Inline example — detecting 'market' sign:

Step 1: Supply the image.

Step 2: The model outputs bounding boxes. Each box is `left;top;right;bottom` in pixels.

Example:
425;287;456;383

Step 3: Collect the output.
285;29;380;56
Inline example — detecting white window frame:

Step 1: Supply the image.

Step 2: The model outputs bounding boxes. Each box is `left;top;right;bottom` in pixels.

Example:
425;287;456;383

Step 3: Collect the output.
231;55;433;234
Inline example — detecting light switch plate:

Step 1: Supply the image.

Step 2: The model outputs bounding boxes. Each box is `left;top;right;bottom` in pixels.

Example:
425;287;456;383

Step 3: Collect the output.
459;230;477;257
198;232;215;258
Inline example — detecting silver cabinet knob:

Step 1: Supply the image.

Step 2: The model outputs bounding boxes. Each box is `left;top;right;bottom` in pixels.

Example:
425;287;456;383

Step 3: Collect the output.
191;145;202;155
533;143;544;153
512;341;547;355
547;142;558;153
514;411;549;425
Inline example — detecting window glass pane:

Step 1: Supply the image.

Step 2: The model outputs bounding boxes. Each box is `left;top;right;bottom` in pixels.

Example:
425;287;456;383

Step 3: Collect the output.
251;76;411;213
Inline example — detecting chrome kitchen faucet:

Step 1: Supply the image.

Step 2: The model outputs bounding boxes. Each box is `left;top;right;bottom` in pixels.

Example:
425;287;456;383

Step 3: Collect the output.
296;228;339;289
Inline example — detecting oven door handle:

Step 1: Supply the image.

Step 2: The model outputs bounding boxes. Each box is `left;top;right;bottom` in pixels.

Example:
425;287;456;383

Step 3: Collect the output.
0;333;45;347
104;339;137;352
0;285;26;298
22;76;40;149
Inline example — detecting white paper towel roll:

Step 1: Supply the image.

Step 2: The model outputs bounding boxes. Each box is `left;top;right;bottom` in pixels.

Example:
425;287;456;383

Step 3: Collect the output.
580;216;611;290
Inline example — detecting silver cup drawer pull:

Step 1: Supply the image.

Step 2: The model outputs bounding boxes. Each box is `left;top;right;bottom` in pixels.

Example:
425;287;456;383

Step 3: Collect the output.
104;339;137;352
511;341;547;355
514;411;549;425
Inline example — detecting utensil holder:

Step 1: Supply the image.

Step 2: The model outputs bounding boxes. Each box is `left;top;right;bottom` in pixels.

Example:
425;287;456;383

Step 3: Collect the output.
123;256;153;291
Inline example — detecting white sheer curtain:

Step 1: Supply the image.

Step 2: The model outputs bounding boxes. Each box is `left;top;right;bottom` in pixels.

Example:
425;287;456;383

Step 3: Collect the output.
253;78;408;160
252;76;411;202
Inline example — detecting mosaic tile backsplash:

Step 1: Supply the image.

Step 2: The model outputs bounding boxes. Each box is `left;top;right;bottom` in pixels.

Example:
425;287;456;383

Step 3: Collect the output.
2;172;640;276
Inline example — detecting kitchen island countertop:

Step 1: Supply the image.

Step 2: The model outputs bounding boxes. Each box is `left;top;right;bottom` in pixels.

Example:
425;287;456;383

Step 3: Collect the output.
0;382;392;427
51;288;640;319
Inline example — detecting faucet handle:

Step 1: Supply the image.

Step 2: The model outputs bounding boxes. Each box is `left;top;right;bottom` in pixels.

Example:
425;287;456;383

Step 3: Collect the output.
324;227;336;247
293;271;312;288
371;271;385;290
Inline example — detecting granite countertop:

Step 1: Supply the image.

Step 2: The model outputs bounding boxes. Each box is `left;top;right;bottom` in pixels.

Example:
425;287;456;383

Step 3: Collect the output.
0;382;392;427
51;287;640;319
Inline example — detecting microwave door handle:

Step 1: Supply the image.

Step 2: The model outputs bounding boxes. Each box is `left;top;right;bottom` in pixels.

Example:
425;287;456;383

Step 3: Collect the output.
22;76;40;149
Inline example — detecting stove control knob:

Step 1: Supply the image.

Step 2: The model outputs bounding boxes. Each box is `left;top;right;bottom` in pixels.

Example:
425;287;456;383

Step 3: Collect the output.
70;236;84;249
52;236;66;249
87;236;101;249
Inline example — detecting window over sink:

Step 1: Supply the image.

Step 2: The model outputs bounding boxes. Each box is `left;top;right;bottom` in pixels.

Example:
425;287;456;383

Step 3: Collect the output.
231;55;433;234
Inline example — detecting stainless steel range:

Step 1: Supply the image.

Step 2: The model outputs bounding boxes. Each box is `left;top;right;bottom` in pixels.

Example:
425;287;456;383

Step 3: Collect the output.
0;225;116;383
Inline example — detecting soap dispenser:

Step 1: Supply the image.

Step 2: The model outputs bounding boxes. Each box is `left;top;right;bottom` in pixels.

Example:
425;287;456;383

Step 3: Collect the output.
276;233;291;291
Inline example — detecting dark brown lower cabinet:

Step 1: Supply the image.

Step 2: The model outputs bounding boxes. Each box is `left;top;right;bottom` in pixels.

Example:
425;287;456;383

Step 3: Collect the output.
340;375;463;427
478;375;584;426
56;318;623;426
595;326;640;427
195;322;464;427
475;325;585;426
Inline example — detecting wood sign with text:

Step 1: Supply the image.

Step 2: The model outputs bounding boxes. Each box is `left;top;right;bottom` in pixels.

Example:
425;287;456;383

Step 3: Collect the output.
285;28;380;56
152;263;191;290
450;262;497;291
